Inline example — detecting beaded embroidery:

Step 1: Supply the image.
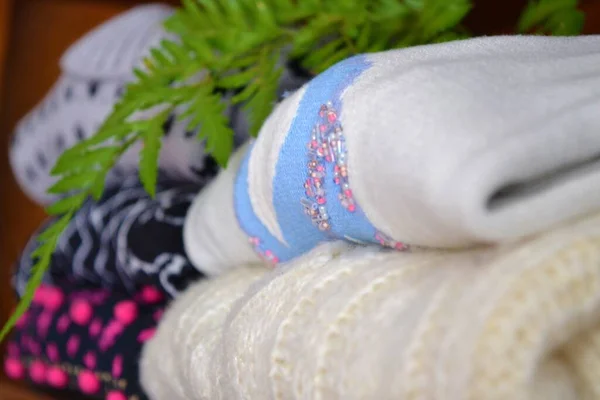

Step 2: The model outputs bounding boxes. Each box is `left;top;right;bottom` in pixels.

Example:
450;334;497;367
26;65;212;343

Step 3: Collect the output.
248;236;279;266
302;102;409;251
375;231;409;251
303;102;355;231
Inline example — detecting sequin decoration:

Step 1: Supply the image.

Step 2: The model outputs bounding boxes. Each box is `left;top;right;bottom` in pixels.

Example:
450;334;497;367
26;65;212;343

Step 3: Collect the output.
248;237;279;266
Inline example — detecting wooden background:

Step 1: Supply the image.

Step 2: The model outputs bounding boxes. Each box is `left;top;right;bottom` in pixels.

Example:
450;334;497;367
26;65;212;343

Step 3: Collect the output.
1;0;599;398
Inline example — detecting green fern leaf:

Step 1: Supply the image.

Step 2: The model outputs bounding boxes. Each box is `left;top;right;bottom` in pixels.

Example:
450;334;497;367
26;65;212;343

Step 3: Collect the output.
51;146;119;175
0;212;72;342
518;0;583;35
219;68;259;89
46;192;88;216
139;112;168;198
47;172;96;194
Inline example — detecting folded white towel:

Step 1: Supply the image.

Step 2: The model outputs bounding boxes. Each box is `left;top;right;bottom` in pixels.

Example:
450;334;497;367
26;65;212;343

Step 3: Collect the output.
142;213;600;400
184;35;600;275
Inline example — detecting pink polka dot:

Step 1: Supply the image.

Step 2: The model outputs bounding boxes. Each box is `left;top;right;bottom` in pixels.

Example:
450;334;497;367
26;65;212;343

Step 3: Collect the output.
106;391;127;400
137;328;156;343
114;300;138;325
66;335;80;357
83;351;97;369
7;342;20;358
78;370;100;394
28;340;41;356
70;300;93;325
57;313;71;333
4;358;25;380
20;335;29;349
89;318;102;338
46;343;59;363
46;366;68;388
33;284;49;304
15;311;29;328
140;286;164;304
37;311;53;338
104;320;124;337
29;360;46;384
112;355;123;378
44;287;64;311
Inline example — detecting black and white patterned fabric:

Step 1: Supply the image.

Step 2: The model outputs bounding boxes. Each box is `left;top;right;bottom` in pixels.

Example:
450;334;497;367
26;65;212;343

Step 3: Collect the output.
13;175;205;299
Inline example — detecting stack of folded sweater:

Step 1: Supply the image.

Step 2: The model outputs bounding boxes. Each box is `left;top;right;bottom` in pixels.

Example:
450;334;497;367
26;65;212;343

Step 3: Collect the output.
3;5;212;399
3;4;600;400
3;4;307;399
142;34;600;400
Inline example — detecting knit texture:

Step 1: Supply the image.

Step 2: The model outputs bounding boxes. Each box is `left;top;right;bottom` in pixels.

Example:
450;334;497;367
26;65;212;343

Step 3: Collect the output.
143;213;600;400
183;35;600;275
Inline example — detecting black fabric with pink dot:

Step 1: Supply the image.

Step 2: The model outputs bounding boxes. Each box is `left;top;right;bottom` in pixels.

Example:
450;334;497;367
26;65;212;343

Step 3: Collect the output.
5;283;165;399
4;176;205;399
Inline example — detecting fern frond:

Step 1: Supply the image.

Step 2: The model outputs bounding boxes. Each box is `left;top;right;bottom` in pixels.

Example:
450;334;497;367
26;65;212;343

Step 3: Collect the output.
518;0;584;35
0;212;72;342
139;111;169;197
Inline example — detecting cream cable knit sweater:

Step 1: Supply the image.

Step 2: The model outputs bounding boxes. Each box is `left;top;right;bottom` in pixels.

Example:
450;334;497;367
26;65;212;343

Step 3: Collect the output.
141;213;600;400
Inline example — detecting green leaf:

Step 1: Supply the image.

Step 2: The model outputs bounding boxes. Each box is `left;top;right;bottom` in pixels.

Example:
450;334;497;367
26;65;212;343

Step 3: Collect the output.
219;68;257;89
303;38;345;69
546;8;584;35
245;74;281;136
51;146;119;176
150;48;172;67
417;0;472;39
0;212;72;342
46;192;87;216
518;0;583;34
161;39;189;62
36;216;69;242
138;112;167;198
90;174;107;201
231;80;259;104
47;172;95;194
